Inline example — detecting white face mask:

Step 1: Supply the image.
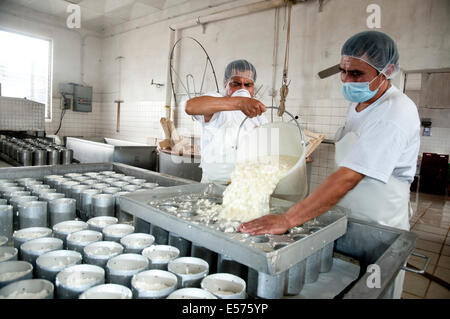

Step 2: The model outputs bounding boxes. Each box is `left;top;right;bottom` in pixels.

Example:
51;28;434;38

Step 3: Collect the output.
231;89;251;98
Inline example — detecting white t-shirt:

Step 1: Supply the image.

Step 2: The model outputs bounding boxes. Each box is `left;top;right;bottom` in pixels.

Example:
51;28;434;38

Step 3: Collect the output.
187;91;269;155
338;85;420;184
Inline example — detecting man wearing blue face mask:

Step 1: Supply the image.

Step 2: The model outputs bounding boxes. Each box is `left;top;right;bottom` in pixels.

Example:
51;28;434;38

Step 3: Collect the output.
239;31;420;298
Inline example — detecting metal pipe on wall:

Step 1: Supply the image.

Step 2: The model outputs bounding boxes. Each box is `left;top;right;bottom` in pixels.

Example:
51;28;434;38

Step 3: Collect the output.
164;0;289;115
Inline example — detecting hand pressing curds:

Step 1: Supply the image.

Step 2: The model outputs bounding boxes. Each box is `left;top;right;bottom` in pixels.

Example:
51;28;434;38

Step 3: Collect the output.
237;214;292;236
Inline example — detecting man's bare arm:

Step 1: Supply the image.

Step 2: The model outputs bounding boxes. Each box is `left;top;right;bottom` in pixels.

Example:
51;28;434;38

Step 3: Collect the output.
185;96;266;122
238;167;365;235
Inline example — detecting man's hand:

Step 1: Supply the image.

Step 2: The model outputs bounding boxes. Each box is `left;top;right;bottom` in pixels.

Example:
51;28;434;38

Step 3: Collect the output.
239;98;266;118
238;214;292;235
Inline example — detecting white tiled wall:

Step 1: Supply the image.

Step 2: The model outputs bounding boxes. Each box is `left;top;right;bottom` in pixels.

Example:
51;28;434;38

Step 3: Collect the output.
45;98;102;139
420;127;450;156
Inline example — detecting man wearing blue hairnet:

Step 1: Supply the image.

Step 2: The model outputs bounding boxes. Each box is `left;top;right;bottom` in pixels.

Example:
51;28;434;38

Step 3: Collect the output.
239;31;420;298
185;59;268;184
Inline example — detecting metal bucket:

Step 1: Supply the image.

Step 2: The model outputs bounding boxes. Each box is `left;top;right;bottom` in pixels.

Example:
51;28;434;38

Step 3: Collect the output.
142;245;180;270
120;176;136;183
150;224;169;245
47;149;60;166
12;227;52;250
66;230;103;254
92;194;115;217
120;233;155;254
60;149;73;165
36;250;82;283
102;224;135;243
54;178;70;194
191;243;217;274
28;184;50;196
167;288;217;299
201;273;247;299
0;205;13;242
83;241;124;268
0;260;33;288
33;149;47;166
0;246;18;263
0;279;54;299
167;257;209;288
40;192;65;203
5;191;31;203
93;183;109;192
20;237;64;270
20;149;33;166
103;187;120;195
80;189;101;221
131;269;177;299
55;264;105;299
123;184;141;193
106;253;149;288
61;181;80;198
111;181;129;189
35;188;57;201
53;220;88;248
87;216;118;232
168;232;191;257
49;198;76;227
79;283;132;299
18;201;48;229
43;175;63;187
130;179;146;186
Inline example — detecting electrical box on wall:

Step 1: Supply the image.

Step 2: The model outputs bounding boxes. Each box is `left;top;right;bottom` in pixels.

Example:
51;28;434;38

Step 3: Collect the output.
59;83;93;112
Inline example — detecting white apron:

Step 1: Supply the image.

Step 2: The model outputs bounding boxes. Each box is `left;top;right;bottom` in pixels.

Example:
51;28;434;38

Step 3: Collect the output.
200;120;237;185
335;115;411;299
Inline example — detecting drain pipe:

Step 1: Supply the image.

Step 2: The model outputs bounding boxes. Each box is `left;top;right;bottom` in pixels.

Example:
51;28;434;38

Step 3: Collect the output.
164;0;288;117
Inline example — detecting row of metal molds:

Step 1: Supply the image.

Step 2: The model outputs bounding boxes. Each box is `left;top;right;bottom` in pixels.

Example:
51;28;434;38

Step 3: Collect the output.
0;136;73;167
119;183;348;299
0;221;248;299
0;163;210;299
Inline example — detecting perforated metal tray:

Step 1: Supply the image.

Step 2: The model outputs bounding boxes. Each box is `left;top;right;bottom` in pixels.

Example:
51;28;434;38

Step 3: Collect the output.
119;183;348;274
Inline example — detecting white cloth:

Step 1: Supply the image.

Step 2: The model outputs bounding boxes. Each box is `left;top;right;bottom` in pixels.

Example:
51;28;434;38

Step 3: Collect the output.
184;91;268;183
337;85;420;184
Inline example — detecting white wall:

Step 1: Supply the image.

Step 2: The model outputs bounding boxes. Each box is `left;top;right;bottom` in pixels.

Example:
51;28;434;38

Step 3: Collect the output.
98;0;450;189
0;2;103;138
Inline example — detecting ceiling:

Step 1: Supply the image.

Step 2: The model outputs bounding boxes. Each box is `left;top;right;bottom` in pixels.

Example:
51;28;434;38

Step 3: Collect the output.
2;0;230;32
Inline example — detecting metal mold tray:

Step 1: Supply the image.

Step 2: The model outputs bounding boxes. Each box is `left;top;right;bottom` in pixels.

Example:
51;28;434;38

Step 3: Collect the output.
119;183;348;275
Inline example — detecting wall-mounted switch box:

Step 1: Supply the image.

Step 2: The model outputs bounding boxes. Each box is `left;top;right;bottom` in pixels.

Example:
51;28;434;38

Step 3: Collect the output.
59;83;92;112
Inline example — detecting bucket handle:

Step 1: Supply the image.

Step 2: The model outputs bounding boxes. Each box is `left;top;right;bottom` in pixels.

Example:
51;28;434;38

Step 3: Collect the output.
235;106;306;150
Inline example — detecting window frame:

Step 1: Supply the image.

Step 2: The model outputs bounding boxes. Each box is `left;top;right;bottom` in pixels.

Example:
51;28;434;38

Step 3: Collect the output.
0;27;53;121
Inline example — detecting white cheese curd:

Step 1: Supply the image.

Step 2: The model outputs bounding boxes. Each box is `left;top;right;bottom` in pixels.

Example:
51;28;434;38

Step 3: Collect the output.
0;252;14;262
0;289;49;299
134;280;172;291
220;155;297;223
0;270;29;281
65;272;98;287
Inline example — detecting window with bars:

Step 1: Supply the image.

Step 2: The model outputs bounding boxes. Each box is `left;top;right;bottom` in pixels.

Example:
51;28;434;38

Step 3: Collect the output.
0;29;52;119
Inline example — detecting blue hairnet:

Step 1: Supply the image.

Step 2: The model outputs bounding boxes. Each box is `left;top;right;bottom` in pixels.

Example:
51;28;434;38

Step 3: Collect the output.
223;59;257;86
341;31;400;79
